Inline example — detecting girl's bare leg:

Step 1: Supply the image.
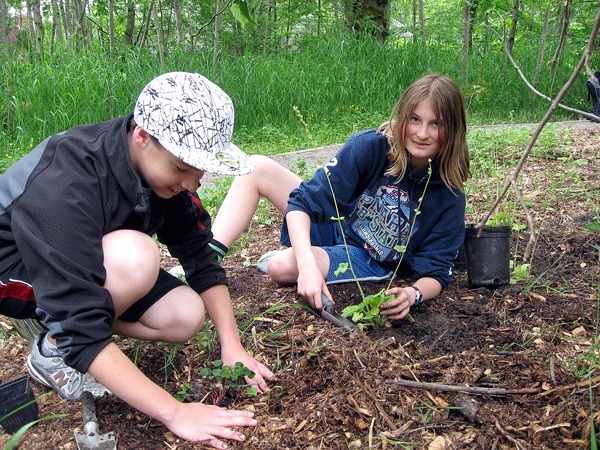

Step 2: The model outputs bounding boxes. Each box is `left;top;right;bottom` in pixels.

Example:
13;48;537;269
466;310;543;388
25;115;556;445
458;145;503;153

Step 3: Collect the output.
211;155;302;249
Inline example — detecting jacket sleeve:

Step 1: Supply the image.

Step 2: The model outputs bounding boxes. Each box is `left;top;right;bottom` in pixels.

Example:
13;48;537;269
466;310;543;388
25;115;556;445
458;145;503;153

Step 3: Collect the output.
408;192;466;289
156;192;228;293
287;130;388;222
11;137;115;373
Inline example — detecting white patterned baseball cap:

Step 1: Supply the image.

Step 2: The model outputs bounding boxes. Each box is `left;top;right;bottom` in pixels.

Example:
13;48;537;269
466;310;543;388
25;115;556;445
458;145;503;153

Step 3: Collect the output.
134;72;254;176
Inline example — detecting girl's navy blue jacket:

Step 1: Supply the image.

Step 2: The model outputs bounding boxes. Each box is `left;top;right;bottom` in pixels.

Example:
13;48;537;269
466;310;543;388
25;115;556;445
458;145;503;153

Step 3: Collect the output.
286;129;466;289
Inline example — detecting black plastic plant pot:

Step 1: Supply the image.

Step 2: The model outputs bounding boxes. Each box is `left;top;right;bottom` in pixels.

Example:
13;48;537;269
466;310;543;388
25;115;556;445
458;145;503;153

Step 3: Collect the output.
464;225;511;288
0;375;39;434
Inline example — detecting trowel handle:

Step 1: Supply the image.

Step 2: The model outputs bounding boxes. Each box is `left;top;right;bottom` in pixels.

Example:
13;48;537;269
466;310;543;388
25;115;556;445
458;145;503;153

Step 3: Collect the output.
80;390;99;435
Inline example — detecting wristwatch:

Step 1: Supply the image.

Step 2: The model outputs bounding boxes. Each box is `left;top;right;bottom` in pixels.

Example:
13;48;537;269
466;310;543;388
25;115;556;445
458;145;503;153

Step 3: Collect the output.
411;286;424;305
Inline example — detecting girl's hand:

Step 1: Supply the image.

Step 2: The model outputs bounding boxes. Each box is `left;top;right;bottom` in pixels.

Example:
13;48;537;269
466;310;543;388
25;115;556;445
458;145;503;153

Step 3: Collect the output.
379;286;416;320
296;264;330;309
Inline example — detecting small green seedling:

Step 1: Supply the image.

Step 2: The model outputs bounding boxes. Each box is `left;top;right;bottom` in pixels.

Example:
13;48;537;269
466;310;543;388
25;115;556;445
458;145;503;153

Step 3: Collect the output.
341;290;394;327
199;360;257;397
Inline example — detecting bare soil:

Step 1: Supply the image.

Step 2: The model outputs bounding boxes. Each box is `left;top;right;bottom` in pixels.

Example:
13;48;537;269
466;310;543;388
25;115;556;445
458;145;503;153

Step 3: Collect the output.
0;126;599;449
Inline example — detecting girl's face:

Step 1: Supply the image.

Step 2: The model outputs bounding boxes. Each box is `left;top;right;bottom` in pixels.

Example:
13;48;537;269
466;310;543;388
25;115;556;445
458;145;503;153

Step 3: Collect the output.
404;96;442;171
133;128;205;199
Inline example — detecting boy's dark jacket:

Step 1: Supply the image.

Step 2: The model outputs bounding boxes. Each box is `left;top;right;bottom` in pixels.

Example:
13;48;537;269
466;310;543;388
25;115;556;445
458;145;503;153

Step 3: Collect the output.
286;129;466;289
0;115;226;373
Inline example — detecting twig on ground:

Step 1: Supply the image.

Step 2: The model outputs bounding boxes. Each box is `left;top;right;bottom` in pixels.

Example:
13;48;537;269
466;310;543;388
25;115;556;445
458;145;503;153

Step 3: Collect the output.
388;377;540;396
495;419;528;450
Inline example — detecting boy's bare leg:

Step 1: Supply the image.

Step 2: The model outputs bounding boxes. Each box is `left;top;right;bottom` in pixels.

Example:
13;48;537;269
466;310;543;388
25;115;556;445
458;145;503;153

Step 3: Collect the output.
101;229;205;342
211;155;302;248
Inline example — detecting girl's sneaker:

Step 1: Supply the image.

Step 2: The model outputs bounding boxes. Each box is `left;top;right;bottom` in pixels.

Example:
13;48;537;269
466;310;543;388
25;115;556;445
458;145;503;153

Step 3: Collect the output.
256;250;282;273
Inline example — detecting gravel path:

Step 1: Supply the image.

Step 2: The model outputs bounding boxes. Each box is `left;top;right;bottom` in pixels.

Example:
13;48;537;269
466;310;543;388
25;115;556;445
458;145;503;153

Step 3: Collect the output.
203;119;598;187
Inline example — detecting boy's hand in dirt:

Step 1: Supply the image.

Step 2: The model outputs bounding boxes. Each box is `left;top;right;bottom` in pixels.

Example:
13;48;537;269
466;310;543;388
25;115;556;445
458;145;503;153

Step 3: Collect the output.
166;401;257;449
296;264;331;310
221;347;275;393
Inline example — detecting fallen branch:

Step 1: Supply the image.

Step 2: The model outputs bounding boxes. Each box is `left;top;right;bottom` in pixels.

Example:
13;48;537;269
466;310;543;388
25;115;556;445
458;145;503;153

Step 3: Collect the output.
389;377;540;396
535;374;600;398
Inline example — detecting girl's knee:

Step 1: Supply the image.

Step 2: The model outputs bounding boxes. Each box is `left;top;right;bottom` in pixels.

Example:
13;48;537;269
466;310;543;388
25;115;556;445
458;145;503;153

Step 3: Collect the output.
266;253;297;285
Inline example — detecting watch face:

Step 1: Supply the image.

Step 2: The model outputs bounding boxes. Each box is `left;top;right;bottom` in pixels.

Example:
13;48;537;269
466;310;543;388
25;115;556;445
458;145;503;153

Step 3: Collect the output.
413;287;423;304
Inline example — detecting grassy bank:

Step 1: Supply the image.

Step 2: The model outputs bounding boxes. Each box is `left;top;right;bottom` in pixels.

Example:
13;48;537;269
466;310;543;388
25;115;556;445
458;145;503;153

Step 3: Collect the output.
1;32;592;170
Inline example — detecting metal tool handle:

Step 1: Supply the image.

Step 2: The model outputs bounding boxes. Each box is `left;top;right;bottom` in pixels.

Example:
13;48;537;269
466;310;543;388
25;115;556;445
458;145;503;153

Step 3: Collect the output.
81;391;99;435
321;294;335;312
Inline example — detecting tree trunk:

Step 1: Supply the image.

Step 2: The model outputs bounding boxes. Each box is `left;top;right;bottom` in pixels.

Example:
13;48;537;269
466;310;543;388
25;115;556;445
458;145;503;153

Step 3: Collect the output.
345;0;391;44
506;0;519;55
153;3;165;71
108;0;115;60
125;0;135;45
263;0;271;54
61;0;72;42
549;0;570;79
214;0;222;68
461;0;471;85
28;0;44;54
50;0;64;53
173;0;184;44
0;0;7;52
317;0;321;36
138;1;154;51
531;8;550;103
72;0;89;48
417;0;425;47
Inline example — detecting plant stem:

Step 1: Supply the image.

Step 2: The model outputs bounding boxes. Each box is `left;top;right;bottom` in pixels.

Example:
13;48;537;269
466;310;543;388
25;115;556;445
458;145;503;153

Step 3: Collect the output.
385;159;433;291
325;167;366;299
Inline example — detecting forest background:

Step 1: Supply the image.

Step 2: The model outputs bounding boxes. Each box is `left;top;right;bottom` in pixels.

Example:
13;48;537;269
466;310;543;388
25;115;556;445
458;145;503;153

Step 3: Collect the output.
0;0;599;172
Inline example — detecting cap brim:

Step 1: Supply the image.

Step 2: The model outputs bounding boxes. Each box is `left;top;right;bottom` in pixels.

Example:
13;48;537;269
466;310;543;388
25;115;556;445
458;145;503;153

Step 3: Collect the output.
158;139;254;176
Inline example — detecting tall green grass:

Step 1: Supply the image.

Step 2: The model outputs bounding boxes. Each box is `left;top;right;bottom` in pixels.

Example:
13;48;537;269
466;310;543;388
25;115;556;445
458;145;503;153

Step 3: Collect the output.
0;31;591;169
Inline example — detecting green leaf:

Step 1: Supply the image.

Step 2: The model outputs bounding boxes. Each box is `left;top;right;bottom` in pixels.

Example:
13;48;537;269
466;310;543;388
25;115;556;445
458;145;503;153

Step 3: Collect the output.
334;262;349;276
230;0;255;27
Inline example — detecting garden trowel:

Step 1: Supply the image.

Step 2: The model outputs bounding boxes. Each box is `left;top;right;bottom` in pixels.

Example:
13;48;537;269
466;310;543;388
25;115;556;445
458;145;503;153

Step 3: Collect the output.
74;391;117;450
319;294;359;332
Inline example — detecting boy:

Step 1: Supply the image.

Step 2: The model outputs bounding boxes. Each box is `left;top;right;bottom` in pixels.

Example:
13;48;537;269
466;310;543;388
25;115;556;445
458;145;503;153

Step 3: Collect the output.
0;72;273;449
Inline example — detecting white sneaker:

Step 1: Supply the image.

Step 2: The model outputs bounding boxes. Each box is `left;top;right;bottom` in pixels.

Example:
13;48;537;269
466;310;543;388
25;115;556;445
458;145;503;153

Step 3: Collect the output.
26;333;111;400
256;250;282;273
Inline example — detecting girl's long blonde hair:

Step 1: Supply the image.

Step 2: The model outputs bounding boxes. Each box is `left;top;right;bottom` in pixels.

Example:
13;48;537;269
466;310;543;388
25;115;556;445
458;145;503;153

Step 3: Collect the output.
377;74;471;192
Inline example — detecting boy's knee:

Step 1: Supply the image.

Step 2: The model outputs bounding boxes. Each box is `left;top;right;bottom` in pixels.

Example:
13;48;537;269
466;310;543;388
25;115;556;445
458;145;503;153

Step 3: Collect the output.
104;230;159;271
103;230;160;300
167;304;205;342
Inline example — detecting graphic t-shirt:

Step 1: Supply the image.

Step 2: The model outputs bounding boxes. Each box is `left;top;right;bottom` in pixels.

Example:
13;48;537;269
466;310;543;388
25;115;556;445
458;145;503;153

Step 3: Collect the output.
349;176;418;265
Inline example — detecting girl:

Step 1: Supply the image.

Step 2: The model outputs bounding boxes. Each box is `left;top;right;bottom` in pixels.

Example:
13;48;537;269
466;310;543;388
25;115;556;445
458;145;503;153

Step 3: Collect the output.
212;74;471;320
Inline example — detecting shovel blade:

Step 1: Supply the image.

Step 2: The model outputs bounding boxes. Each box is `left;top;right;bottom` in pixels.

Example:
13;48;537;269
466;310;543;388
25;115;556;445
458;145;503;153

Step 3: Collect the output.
74;430;117;450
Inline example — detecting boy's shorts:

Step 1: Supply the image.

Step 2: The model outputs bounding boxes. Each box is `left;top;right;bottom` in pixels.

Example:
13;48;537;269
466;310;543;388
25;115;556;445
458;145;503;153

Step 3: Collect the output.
0;260;184;323
280;220;394;284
